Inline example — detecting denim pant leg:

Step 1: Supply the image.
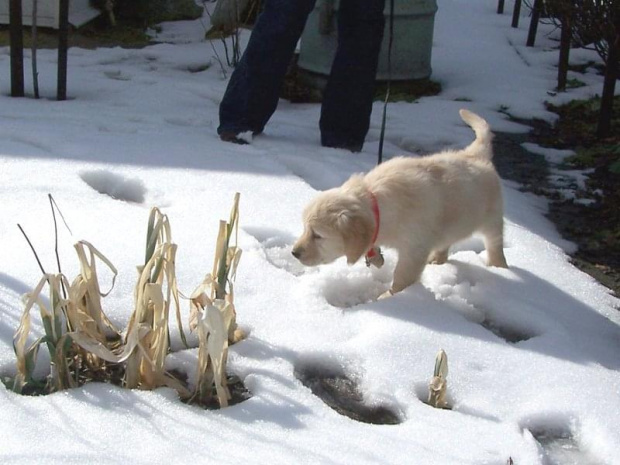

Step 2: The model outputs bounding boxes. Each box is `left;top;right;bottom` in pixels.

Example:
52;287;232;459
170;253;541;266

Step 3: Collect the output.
218;0;316;135
320;0;386;149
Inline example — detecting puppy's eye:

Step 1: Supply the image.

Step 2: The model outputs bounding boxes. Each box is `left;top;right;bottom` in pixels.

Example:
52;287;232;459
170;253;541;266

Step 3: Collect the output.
311;231;323;240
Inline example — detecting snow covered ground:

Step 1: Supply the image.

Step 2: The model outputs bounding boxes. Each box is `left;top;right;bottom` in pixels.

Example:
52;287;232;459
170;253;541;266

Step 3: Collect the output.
0;1;619;464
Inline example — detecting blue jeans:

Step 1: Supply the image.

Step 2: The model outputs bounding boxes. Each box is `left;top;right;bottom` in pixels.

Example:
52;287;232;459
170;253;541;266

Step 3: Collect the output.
218;0;386;150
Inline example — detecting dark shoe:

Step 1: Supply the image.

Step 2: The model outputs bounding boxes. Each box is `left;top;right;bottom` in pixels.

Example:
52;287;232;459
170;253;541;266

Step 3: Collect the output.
323;141;363;153
220;132;250;145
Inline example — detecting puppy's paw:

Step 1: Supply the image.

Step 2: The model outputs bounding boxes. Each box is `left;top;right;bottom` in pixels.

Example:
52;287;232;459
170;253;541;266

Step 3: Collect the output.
428;249;449;265
378;289;394;300
487;255;508;269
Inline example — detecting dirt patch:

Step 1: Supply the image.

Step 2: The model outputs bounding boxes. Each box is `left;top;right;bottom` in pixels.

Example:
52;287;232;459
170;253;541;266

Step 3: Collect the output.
0;0;204;49
492;130;551;192
535;100;620;297
0;18;153;50
493;121;620;298
4;362;251;410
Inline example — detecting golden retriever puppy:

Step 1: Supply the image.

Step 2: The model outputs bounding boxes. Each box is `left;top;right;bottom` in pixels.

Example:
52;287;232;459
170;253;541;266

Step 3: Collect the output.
292;109;508;297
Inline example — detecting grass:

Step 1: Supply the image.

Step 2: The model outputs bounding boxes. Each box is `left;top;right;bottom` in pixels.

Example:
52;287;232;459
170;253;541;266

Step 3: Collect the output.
544;96;620;171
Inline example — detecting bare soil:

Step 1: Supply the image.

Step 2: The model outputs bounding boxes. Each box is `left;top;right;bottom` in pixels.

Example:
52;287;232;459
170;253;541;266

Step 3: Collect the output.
493;119;620;298
0;18;152;50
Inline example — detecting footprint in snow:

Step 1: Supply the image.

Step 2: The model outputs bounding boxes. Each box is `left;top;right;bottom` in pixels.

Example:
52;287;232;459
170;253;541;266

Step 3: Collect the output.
80;170;146;204
295;360;402;425
430;263;536;344
243;226;308;276
103;70;132;81
522;416;602;465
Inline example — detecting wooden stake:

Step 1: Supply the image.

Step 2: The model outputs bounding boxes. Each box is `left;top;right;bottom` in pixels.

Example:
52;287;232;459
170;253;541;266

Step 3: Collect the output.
9;0;25;97
57;0;69;100
511;0;522;28
32;0;40;98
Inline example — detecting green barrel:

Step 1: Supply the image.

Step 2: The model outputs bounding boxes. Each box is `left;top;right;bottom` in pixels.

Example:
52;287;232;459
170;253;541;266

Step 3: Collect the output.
298;0;438;81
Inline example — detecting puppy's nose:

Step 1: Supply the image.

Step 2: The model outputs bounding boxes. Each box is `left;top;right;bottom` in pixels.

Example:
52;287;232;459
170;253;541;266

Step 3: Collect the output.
291;247;302;259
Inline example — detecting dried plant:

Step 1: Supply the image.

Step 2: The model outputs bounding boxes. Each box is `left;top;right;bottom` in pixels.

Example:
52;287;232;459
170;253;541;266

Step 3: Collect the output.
11;198;245;408
13;273;70;393
428;349;449;409
189;193;244;407
13;241;122;393
123;207;188;392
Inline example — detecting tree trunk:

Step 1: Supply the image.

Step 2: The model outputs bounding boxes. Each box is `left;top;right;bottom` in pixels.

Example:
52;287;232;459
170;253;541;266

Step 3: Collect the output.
557;11;572;92
526;0;542;47
597;33;619;138
511;0;522;28
57;0;69;100
9;0;24;97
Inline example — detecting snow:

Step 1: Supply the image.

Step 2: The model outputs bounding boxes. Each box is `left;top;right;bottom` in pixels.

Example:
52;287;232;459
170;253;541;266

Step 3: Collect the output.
1;1;619;464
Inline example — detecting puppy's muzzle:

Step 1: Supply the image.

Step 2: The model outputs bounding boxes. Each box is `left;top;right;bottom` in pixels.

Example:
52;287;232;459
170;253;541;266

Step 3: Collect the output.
291;246;303;260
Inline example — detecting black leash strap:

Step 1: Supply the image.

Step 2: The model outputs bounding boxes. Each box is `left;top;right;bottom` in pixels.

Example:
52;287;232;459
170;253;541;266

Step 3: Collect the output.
377;0;395;165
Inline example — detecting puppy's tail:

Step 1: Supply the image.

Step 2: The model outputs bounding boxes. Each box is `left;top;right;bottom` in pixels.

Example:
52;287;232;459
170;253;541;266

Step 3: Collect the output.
459;109;493;160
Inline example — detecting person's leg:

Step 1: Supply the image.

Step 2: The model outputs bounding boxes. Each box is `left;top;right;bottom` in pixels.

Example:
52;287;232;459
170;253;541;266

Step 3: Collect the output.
218;0;316;138
320;0;385;151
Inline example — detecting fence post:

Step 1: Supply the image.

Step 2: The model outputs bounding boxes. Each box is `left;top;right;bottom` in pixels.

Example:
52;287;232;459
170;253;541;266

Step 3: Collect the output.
511;0;522;28
9;0;25;97
497;0;505;14
57;0;69;100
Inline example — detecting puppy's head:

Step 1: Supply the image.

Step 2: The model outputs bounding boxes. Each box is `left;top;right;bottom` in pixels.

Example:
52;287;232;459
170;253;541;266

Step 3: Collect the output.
292;188;374;266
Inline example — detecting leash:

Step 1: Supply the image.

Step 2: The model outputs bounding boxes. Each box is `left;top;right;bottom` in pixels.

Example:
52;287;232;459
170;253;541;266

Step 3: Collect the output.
377;0;395;165
368;0;394;268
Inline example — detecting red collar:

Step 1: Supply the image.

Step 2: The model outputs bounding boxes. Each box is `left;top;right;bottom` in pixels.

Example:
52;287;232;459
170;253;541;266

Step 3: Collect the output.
366;191;380;258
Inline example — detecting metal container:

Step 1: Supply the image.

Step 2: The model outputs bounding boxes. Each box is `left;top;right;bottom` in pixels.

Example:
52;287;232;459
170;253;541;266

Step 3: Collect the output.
298;0;438;82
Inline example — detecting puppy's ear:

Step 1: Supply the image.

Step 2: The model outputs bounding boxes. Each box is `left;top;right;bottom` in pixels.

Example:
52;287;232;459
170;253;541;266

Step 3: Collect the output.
338;212;373;265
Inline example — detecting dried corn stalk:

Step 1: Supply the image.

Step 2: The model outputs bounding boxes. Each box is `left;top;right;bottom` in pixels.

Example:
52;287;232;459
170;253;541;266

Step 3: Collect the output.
123;208;187;391
14;274;77;393
188;193;244;407
13;239;125;393
213;193;243;344
59;241;123;386
69;241;120;340
189;283;235;407
428;349;449;409
12;206;191;397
